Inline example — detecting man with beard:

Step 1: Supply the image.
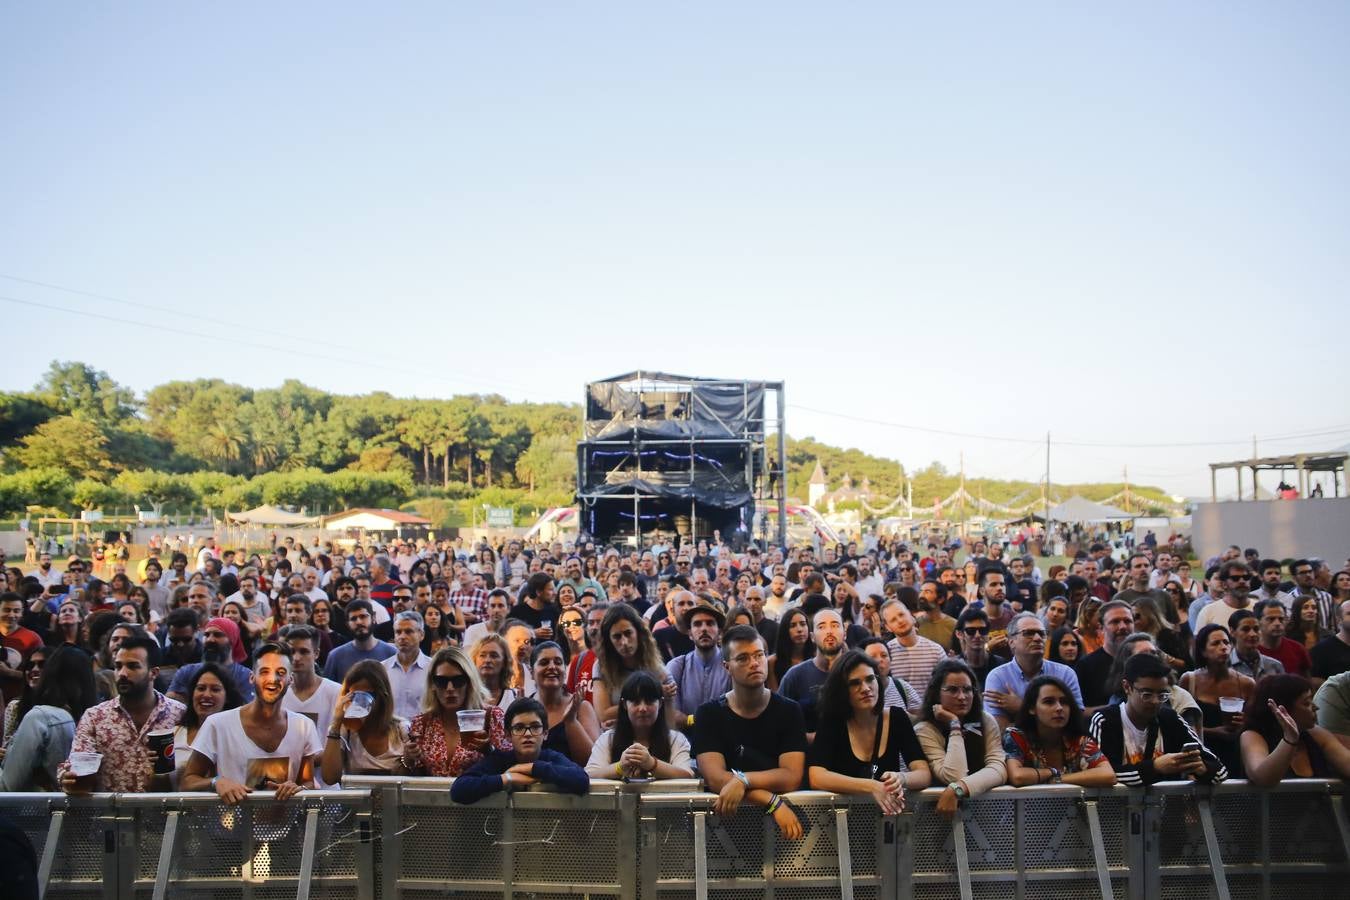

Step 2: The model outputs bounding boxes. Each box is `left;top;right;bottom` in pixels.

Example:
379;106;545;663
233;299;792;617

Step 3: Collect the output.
158;607;203;690
323;600;395;683
60;636;185;794
27;552;61;590
181;641;321;803
508;573;562;641
227;573;271;638
166;618;255;702
1077;601;1137;710
778;608;848;738
762;573;792;621
140;560;171;619
666;602;731;725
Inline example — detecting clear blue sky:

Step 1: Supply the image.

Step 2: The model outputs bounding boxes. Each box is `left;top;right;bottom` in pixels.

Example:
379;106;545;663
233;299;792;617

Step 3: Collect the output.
4;3;1348;499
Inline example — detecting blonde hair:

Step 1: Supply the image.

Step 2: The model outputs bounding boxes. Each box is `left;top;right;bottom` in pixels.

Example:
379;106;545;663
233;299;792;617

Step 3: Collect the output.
469;633;516;697
421;646;488;715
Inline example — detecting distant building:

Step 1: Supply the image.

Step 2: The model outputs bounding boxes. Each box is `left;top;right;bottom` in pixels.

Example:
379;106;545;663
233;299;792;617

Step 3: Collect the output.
808;460;827;507
808;463;876;512
324;508;432;538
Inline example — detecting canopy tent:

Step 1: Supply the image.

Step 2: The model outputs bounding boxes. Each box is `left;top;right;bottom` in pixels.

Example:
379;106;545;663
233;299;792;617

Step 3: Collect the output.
1047;496;1132;523
225;505;318;526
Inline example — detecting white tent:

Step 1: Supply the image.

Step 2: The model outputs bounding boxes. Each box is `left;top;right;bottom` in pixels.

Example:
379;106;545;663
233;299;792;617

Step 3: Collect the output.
225;505;318;526
1048;496;1132;523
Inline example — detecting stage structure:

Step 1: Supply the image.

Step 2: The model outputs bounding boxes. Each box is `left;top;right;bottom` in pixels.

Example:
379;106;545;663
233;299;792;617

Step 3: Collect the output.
577;371;787;548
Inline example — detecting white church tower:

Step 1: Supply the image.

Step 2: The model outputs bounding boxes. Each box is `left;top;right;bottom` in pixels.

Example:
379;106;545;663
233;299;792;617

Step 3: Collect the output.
808;460;827;508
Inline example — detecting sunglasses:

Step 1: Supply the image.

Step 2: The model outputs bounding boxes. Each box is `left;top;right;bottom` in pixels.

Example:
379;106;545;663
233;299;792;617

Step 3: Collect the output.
561;619;585;629
432;673;470;690
962;626;990;636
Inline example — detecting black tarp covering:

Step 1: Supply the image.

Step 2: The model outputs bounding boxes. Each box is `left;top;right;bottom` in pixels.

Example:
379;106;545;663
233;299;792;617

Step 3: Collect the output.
584;379;765;440
578;478;753;510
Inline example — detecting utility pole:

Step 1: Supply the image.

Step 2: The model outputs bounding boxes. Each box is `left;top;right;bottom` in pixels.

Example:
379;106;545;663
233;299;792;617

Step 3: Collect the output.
1044;433;1051;543
1123;466;1131;513
959;451;966;539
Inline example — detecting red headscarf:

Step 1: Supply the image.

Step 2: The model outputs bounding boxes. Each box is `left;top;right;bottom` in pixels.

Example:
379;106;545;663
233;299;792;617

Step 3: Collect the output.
207;616;248;664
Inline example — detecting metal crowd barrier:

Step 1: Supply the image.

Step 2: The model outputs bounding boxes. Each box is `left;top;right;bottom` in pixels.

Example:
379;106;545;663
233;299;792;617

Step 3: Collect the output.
1;780;1346;900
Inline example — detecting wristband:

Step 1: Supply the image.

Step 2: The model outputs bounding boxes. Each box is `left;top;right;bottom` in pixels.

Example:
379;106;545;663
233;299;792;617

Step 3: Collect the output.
327;731;342;740
765;794;782;814
732;769;751;789
1281;736;1299;747
211;776;220;791
615;763;625;778
686;714;695;728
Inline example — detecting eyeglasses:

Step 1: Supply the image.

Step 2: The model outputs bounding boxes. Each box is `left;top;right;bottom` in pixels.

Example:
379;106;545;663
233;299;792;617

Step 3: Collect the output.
432;674;470;690
962;626;989;636
1226;576;1250;583
509;722;545;736
941;685;975;696
1131;689;1171;703
1013;629;1046;639
729;650;767;666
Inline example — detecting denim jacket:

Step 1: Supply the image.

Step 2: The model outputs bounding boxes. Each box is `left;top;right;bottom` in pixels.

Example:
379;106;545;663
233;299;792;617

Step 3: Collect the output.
0;705;75;791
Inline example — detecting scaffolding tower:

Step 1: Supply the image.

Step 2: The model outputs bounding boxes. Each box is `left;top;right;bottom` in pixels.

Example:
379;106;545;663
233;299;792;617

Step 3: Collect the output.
576;371;787;548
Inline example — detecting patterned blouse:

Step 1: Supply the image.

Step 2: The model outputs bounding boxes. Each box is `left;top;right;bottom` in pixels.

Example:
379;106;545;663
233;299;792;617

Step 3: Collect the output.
1002;727;1108;774
407;705;511;777
59;692;186;792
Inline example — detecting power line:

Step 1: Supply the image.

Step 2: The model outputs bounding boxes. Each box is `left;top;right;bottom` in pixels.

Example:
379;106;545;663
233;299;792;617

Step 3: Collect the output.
0;294;538;397
788;403;1350;450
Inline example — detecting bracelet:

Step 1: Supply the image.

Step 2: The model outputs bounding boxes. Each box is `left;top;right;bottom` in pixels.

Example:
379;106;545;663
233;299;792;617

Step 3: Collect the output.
210;775;219;791
765;794;782;814
326;732;342;741
948;781;967;801
1050;767;1062;784
1281;736;1299;747
686;714;696;728
615;763;625;778
732;769;751;789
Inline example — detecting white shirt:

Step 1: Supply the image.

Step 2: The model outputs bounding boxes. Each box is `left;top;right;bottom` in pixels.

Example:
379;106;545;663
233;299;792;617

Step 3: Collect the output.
382;652;432;720
189;708;322;788
28;567;62;588
462;621;496;650
855;574;885;598
281;678;343;740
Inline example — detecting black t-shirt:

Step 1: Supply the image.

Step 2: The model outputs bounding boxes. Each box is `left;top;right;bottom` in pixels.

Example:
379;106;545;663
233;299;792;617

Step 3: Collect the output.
655;627;695;662
692;693;808;772
807;707;925;779
1311;635;1350;679
508;600;563;631
1077;647;1115;707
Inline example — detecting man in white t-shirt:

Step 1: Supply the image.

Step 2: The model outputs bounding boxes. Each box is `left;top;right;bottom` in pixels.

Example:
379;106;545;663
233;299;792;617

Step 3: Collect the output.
279;625;342;739
181;640;322;803
463;590;512;650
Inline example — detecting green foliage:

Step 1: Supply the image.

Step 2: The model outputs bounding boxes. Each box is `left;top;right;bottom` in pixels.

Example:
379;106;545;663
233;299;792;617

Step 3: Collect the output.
0;468;75;515
0;391;59;446
72;478;128;511
14;416;114;480
35;361;137;427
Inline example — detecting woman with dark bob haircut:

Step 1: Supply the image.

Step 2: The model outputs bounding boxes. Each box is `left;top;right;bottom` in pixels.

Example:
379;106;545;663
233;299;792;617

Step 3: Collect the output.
914;658;1007;820
1239;673;1350;786
585;670;693;779
1003;675;1114;787
807;649;931;813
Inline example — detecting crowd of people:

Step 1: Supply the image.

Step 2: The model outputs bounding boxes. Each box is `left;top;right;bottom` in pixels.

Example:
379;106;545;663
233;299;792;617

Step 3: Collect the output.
2;534;1349;837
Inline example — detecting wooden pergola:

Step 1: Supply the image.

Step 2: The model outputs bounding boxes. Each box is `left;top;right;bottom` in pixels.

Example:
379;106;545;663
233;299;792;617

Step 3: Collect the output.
1209;451;1348;501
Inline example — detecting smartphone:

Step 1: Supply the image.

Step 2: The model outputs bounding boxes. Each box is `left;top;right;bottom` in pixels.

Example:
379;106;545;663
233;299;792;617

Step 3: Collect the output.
1181;742;1201;754
49;583;70;595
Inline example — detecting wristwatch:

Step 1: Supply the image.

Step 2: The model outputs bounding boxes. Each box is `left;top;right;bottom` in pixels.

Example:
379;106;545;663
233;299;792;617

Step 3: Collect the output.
948;782;967;801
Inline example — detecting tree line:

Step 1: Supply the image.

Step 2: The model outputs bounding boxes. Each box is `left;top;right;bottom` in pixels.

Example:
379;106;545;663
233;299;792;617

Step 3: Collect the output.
0;361;1171;521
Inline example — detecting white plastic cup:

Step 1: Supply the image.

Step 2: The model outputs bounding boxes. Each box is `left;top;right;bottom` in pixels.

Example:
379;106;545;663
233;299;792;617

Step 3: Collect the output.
68;751;103;777
1219;696;1244;722
347;691;374;719
457;709;486;733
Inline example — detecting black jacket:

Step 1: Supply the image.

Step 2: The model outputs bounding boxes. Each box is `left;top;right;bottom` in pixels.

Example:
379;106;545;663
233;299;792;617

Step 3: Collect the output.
1089;702;1226;786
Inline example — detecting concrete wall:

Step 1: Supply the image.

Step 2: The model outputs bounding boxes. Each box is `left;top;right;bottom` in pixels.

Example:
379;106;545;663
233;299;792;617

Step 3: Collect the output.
1193;498;1350;564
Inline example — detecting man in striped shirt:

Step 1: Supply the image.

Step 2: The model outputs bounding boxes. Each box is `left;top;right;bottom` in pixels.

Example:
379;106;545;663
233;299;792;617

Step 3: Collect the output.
881;599;947;692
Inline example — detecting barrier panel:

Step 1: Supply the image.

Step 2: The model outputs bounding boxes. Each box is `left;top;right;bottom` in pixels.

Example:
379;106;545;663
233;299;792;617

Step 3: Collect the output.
2;780;1346;900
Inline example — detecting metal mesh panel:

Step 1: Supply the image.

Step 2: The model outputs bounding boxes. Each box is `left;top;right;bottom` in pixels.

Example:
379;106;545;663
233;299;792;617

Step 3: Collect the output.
771;802;839;879
1156;792;1261;866
1024;880;1127;900
512;805;621;885
142;889;357;900
1268;793;1343;865
1157;873;1260;900
1268;874;1350;900
46;804;108;884
957;798;1018;872
910;804;958;874
397;801;502;881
